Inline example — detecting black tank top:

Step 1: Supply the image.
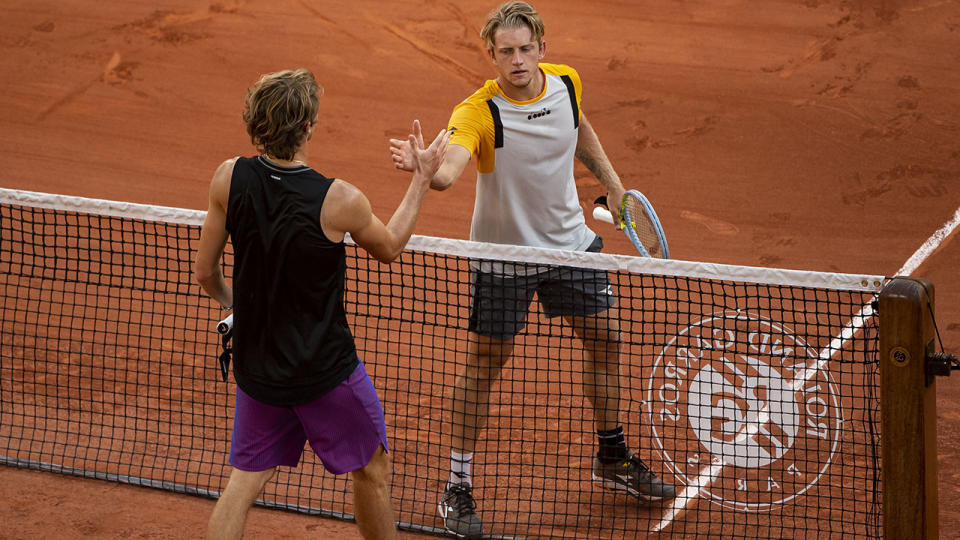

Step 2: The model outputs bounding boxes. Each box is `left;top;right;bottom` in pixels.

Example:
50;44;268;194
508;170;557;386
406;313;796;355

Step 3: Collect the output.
225;156;358;406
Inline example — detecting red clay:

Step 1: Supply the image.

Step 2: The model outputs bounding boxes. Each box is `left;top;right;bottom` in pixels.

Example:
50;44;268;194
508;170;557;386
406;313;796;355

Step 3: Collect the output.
2;0;959;537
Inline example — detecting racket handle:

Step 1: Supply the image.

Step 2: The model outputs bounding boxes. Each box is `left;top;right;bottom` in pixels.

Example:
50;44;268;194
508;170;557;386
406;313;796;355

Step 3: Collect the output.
592;206;615;225
217;313;234;335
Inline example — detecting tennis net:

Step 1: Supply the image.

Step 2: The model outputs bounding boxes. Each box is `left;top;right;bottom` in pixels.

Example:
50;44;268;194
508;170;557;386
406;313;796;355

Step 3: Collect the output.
1;188;886;538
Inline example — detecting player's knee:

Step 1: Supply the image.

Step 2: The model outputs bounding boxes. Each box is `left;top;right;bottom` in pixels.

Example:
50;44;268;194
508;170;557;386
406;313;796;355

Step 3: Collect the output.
602;327;622;346
460;363;505;393
353;447;391;486
472;340;514;365
223;467;276;503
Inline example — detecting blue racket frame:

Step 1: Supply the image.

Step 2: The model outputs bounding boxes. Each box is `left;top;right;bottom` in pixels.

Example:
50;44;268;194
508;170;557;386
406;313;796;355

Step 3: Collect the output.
620;189;669;259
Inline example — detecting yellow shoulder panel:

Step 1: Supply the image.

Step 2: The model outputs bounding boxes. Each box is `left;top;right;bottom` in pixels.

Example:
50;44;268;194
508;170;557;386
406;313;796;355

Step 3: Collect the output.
540;63;582;115
447;80;500;174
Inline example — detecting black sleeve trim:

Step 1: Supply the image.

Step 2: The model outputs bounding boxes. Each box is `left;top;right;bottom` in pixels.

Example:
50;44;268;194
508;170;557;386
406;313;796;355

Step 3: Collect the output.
560;75;580;129
485;99;504;148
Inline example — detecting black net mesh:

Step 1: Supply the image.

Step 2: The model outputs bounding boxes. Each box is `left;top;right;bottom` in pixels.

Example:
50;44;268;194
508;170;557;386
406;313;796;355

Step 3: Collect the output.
0;196;882;538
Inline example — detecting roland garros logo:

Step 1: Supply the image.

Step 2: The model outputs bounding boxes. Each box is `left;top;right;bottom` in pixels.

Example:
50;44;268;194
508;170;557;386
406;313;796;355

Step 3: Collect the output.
646;310;842;511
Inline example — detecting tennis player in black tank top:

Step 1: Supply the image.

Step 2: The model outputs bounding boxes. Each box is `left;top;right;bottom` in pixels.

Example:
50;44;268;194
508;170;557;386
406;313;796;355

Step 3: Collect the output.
225;156;358;406
195;68;449;540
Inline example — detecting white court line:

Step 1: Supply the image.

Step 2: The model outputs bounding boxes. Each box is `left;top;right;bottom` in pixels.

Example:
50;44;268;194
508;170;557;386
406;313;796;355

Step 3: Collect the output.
895;206;960;277
652;205;960;532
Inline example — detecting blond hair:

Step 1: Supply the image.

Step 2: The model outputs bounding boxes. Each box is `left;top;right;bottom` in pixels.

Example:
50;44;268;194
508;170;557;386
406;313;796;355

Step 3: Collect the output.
480;1;545;50
242;69;322;160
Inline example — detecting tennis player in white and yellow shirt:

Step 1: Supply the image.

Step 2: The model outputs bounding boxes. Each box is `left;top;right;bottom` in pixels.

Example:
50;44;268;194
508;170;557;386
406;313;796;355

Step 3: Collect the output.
391;3;676;538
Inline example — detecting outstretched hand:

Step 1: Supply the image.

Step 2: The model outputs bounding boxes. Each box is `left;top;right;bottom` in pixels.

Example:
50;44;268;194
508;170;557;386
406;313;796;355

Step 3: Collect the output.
407;120;449;180
389;120;426;172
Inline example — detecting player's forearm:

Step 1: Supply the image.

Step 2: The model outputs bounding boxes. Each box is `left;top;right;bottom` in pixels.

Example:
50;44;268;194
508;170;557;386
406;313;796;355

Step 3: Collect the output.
429;144;470;191
429;161;459;190
380;173;432;262
195;210;233;309
196;266;233;309
577;146;622;193
576;116;624;194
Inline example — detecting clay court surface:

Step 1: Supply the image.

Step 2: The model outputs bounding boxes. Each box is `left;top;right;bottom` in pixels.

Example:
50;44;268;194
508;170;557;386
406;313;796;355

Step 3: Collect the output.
1;0;959;537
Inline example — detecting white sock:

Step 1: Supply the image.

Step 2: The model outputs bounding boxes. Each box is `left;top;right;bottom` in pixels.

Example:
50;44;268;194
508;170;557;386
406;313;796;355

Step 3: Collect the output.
448;450;473;487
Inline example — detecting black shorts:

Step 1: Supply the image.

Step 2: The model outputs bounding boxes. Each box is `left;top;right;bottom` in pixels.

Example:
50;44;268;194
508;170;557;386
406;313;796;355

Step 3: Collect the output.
468;236;616;340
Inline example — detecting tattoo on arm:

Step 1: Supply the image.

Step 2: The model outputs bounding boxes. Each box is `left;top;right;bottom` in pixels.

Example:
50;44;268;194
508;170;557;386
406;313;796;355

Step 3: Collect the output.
576;147;608;182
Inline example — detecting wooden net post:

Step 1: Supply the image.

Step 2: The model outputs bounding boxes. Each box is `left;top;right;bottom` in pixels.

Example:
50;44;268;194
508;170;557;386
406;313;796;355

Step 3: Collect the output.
879;277;938;539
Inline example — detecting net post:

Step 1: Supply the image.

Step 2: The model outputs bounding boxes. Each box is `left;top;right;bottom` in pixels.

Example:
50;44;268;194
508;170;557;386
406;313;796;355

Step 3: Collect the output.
879;277;939;540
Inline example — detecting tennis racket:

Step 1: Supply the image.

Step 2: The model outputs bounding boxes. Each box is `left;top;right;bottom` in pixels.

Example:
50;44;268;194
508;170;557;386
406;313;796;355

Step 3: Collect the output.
217;313;233;335
215;313;233;382
593;190;670;258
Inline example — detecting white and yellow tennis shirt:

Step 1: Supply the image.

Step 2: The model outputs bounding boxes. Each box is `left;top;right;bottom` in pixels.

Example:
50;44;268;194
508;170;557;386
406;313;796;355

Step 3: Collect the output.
447;63;595;252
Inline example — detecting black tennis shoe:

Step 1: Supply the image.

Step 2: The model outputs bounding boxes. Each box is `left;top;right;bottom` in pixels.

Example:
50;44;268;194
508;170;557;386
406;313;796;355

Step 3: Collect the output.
438;483;484;539
592;451;677;502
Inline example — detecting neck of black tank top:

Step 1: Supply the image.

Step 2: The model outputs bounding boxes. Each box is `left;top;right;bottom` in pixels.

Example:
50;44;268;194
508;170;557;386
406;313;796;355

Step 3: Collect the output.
262;154;307;168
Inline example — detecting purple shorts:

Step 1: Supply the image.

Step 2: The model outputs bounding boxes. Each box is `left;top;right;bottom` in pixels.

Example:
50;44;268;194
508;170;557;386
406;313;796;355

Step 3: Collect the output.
229;360;389;475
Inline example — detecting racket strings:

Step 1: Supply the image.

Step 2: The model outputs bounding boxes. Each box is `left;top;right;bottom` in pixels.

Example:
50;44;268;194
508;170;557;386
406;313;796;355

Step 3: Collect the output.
623;198;664;257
